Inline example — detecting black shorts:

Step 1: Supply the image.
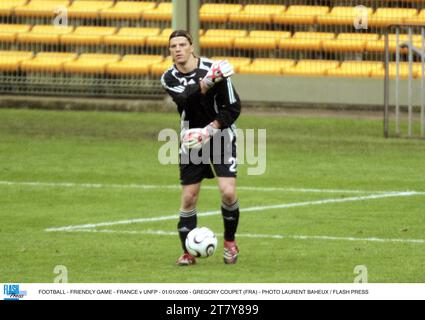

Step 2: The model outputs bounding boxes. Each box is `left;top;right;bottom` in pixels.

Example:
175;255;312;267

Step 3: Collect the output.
179;127;237;185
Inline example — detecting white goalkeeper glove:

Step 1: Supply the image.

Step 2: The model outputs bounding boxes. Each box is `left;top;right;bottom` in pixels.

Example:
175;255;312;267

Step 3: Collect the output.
201;60;234;90
181;122;220;150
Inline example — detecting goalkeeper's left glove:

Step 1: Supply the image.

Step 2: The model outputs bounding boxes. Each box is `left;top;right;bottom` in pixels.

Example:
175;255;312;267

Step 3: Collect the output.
201;60;234;90
181;122;220;150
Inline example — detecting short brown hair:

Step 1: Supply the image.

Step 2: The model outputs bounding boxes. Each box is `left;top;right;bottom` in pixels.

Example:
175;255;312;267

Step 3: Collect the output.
169;30;193;45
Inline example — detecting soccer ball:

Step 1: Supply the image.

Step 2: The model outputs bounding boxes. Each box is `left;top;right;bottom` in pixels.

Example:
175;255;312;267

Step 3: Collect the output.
185;227;217;258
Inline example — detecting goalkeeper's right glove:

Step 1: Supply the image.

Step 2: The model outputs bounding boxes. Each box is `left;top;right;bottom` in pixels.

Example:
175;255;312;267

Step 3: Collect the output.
201;60;234;90
181;122;220;150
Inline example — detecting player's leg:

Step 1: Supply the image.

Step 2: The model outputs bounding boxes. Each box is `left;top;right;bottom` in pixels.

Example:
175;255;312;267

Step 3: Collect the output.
217;177;240;264
217;177;239;240
211;126;240;264
176;183;201;266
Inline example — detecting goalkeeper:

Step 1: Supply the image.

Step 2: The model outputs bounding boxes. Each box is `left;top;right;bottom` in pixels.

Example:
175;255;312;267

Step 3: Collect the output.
161;30;242;266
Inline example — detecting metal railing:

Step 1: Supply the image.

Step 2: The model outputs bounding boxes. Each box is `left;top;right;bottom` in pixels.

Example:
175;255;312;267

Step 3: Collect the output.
384;25;425;139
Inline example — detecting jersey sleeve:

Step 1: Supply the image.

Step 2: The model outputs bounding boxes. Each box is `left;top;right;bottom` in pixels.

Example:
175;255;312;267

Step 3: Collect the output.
213;78;242;129
161;71;202;107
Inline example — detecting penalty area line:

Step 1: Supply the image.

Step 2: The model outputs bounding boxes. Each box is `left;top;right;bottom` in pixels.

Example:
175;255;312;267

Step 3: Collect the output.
63;228;425;245
45;192;419;232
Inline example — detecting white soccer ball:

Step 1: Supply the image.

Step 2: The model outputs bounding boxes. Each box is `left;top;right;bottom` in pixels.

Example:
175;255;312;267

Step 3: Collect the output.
185;227;218;258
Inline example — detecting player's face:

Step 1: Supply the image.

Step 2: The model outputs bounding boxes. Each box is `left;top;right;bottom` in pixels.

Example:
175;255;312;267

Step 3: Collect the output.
169;37;194;65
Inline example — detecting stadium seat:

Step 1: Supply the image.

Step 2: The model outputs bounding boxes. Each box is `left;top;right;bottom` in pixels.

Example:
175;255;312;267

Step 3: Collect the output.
17;25;74;45
200;4;243;23
283;60;340;76
0;24;31;42
63;53;120;74
322;33;380;52
279;32;335;51
20;52;77;72
405;9;425;25
366;34;423;53
0;50;33;72
106;55;163;76
317;6;374;26
229;4;286;24
61;26;117;46
274;5;330;25
145;28;173;47
143;3;172;21
368;8;418;27
239;58;295;75
145;28;203;48
327;61;383;78
100;1;156;20
0;0;29;16
104;27;160;47
371;62;419;79
151;56;173;76
210;56;251;73
66;0;114;19
234;31;291;50
14;0;70;17
201;29;247;49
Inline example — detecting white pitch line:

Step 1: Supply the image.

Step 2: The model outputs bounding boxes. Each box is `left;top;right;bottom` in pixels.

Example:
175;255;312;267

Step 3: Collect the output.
45;192;419;232
1;180;421;195
63;228;425;245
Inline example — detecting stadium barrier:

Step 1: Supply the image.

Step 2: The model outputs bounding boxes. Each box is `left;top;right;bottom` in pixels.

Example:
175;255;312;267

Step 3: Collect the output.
0;0;424;106
384;24;425;139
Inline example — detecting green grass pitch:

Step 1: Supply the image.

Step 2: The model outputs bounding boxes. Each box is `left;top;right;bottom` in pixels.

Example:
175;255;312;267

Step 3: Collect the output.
0;108;424;283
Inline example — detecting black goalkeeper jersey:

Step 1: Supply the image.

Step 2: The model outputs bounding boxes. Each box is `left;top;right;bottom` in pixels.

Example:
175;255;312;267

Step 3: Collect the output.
161;57;241;130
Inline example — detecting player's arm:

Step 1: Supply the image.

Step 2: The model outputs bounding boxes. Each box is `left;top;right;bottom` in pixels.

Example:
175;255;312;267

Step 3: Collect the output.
213;77;241;129
181;79;241;150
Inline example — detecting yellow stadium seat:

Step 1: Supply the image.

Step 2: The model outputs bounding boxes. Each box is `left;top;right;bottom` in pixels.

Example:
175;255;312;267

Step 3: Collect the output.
100;1;156;20
0;50;33;72
327;61;383;78
322;33;380;52
147;29;205;48
17;25;74;44
201;29;247;49
239;59;295;75
143;3;172;21
145;28;173;47
280;32;335;51
371;62;419;79
0;0;28;16
234;31;291;50
284;60;340;77
104;28;160;47
106;55;163;76
21;52;77;73
366;34;423;53
211;57;251;73
274;5;329;25
63;53;120;74
151;56;173;76
0;24;31;42
14;0;70;17
200;4;243;23
405;9;425;25
317;6;374;26
67;0;114;19
368;8;418;27
229;5;286;24
61;26;117;45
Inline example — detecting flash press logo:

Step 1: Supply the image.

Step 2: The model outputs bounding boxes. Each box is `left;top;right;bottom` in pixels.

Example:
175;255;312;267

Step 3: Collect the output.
3;284;27;300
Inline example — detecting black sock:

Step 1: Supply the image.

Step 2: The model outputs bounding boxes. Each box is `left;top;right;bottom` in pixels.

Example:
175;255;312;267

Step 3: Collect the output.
222;200;240;241
177;209;197;252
